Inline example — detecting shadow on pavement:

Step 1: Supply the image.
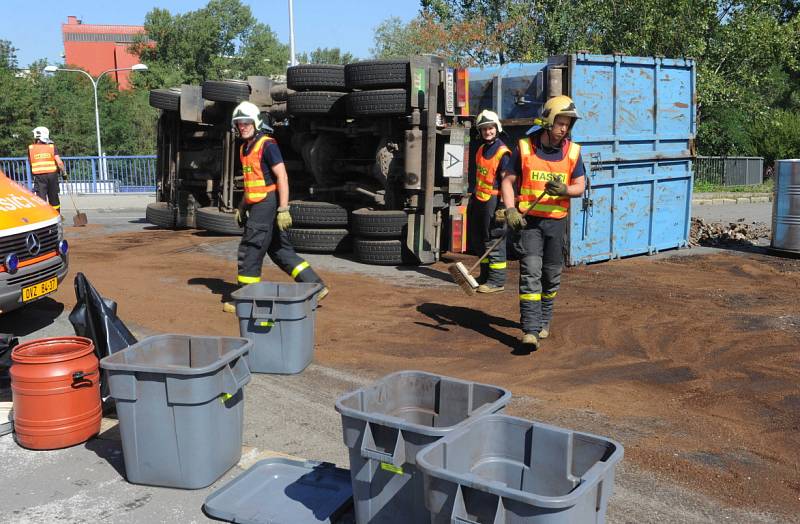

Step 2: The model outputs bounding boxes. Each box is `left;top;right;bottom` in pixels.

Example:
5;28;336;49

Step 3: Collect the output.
416;302;531;354
396;265;454;283
0;298;65;337
84;425;126;479
187;277;238;302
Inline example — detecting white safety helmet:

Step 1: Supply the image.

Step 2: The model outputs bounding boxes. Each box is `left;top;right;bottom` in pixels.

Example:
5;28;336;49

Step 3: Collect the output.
231;101;263;131
475;110;502;134
32;126;50;142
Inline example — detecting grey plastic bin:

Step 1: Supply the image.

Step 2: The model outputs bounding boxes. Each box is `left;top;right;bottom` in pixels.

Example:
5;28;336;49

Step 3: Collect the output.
334;370;511;524
231;282;323;374
416;414;624;524
100;334;252;489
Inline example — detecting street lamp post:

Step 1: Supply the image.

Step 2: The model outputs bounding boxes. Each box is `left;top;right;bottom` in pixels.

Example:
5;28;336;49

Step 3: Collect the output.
43;63;148;180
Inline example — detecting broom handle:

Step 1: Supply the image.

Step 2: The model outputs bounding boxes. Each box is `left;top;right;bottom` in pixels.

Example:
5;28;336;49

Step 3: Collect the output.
464;190;549;274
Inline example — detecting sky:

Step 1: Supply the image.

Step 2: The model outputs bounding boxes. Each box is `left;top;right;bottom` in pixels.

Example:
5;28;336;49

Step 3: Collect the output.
2;0;422;68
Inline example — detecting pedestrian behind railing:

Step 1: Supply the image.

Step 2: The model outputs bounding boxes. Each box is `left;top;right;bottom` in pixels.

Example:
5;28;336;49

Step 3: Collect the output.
0;155;156;193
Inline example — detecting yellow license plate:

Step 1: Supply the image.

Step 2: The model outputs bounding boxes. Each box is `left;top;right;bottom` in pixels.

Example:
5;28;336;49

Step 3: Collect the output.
22;277;58;302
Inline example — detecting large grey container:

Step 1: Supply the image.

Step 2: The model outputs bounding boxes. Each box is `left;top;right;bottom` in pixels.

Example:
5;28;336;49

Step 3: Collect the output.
772;159;800;253
231;282;323;374
100;334;251;489
417;414;623;524
334;370;511;524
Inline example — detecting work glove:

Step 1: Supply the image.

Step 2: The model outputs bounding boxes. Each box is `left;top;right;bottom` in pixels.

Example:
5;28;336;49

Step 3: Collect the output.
276;206;292;231
61;171;68;181
235;208;246;228
494;208;506;223
504;207;526;231
544;179;568;196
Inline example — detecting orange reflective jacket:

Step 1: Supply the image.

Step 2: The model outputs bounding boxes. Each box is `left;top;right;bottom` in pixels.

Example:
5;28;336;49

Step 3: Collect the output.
240;136;278;205
517;138;581;219
474;143;510;202
28;144;58;175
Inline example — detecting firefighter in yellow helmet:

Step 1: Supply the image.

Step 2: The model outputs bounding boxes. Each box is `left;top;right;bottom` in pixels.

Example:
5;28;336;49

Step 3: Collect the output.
471;110;512;292
223;102;328;313
500;95;586;349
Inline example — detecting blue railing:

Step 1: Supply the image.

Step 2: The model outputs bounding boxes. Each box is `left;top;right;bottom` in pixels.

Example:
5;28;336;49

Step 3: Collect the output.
0;155;156;193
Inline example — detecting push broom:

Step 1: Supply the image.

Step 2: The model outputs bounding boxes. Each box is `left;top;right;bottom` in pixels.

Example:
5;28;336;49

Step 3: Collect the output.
448;189;550;296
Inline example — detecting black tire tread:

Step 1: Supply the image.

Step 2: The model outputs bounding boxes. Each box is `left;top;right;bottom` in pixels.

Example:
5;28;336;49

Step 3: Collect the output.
347;89;408;117
287;65;346;91
149;89;180;111
287;91;347;116
351;208;407;238
353;238;408;265
201;80;251;103
289;200;349;227
146;202;178;229
345;59;410;90
195;207;243;235
288;228;350;253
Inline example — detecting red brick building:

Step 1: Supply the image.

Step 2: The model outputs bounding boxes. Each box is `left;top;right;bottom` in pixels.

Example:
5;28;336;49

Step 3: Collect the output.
62;16;145;89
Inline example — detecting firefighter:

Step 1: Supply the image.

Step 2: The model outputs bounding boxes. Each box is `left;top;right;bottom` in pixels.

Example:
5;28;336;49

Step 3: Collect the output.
500;96;586;349
223;102;328;313
27;127;66;211
471;110;511;293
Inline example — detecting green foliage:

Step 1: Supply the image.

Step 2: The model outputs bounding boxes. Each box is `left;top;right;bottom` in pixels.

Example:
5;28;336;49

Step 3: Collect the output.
371;17;431;58
296;48;356;65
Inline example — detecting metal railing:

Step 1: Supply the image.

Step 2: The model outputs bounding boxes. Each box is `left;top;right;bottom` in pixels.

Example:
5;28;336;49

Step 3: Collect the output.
694;156;764;186
0;155;156;193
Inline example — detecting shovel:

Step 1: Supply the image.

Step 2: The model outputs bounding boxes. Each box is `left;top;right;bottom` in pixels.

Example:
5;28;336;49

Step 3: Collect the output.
63;175;88;226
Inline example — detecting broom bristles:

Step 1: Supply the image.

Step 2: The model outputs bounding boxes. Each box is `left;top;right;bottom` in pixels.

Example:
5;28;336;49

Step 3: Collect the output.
448;262;478;296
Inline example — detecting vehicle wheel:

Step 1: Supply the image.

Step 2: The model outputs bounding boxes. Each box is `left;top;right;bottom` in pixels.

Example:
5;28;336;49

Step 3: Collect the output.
347;89;408;117
290;200;349;227
146;202;178;229
287;65;346;91
353;238;415;265
149;88;180;111
287;91;347;117
268;102;287;120
345;59;410;90
288;228;350;253
195;207;243;235
201;80;251;103
351;208;406;238
270;84;293;102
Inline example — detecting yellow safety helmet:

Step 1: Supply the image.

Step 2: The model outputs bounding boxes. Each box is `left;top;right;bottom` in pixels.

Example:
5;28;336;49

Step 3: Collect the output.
539;95;580;129
475;109;502;133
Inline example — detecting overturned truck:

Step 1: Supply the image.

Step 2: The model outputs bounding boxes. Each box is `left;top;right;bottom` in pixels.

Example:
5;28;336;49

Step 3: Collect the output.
147;56;472;265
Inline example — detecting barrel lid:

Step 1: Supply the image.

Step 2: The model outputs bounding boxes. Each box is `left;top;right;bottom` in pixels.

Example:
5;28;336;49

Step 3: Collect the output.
12;337;95;364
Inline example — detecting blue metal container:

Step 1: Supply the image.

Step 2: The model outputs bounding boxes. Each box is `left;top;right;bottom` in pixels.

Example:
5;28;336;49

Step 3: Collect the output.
468;53;696;265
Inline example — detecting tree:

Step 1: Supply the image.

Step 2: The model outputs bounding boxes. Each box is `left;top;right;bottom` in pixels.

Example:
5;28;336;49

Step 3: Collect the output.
0;40;18;70
371;17;432;59
296;47;356;65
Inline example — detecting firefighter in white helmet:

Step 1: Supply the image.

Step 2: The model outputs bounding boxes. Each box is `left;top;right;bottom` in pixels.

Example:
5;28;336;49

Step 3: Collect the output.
471;110;512;293
28;127;66;211
500;95;586;349
223;101;328;313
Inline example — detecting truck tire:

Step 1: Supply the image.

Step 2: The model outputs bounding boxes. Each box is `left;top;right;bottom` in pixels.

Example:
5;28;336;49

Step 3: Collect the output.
345;59;410;90
290;200;349;227
145;202;178;229
201;80;251;103
351;208;406;238
288;228;350;253
268;102;287;120
353;238;409;265
149;89;180;111
195;207;243;235
287;91;347;116
347;89;408;117
287;65;346;91
270;84;293;102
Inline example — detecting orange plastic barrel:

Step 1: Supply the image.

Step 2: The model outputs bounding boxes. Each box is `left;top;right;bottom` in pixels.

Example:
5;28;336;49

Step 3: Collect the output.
10;336;102;450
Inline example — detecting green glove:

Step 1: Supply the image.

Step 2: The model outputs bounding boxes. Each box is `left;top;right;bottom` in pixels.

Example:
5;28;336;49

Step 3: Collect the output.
276;206;292;231
61;171;68;181
545;179;568;196
494;207;506;223
235;208;246;228
504;207;526;231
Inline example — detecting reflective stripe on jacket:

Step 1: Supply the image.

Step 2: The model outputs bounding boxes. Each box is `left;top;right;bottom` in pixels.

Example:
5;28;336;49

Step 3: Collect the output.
517;138;580;219
474;143;510;202
240;135;278;205
28;144;58;175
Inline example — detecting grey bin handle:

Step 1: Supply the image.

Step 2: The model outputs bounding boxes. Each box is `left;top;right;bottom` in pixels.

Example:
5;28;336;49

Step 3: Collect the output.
450;484;490;524
221;357;251;396
250;299;274;320
359;421;406;467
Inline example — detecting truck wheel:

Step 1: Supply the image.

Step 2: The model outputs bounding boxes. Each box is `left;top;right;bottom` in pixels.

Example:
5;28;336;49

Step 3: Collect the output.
149;88;181;111
345;59;410;90
351;208;406;238
347;89;408;117
145;202;178;229
287;65;347;91
270;84;293;102
287;91;347;116
353;238;410;265
195;207;243;235
290;200;349;227
202;80;251;103
288;228;350;253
